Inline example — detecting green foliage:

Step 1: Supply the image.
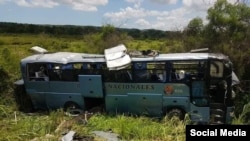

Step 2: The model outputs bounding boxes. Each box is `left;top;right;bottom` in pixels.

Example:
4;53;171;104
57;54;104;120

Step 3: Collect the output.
83;33;105;53
184;17;206;51
0;108;66;141
0;66;14;105
0;39;4;45
0;22;180;40
206;0;250;46
83;24;131;54
185;17;204;36
234;81;250;117
232;102;250;124
0;47;22;80
87;114;186;141
0;106;190;141
1;48;11;61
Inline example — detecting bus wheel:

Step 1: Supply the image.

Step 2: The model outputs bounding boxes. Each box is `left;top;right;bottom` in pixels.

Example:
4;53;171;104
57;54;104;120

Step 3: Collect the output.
167;108;184;120
64;102;83;116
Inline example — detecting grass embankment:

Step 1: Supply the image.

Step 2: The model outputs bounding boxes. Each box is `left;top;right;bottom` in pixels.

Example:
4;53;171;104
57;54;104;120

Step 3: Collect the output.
0;104;188;141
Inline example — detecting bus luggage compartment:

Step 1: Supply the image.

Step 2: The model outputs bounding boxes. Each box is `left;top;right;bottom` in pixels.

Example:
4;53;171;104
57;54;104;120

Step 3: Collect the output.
79;75;104;98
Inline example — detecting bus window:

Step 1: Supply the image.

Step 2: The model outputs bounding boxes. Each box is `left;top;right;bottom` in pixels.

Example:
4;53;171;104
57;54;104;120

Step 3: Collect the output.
105;66;132;82
27;63;49;81
89;64;100;74
133;62;166;83
133;62;149;82
171;61;206;82
61;63;81;81
47;63;77;81
148;62;166;82
48;64;62;81
79;63;105;75
210;61;223;78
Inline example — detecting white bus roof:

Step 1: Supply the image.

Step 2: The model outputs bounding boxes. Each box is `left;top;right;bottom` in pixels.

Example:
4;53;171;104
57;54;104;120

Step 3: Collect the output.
21;51;229;64
133;53;228;61
21;52;106;64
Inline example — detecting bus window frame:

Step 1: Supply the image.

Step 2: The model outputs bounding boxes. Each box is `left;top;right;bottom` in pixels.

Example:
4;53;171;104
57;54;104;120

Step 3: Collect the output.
210;60;224;78
132;62;166;83
169;60;207;82
27;63;49;81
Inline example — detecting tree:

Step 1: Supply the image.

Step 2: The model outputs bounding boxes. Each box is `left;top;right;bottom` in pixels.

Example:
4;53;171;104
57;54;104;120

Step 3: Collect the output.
83;24;131;53
204;0;250;79
183;17;205;51
185;17;204;36
205;0;250;45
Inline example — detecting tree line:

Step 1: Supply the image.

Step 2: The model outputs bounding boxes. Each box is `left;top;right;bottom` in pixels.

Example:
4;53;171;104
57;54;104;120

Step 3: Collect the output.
0;22;181;40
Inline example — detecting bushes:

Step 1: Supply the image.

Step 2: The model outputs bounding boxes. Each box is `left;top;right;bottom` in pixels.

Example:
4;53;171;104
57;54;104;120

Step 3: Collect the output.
0;66;10;92
232;102;250;124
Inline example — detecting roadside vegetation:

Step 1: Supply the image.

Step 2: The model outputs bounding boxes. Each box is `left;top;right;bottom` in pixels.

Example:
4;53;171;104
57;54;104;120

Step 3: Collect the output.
0;105;189;141
1;0;250;140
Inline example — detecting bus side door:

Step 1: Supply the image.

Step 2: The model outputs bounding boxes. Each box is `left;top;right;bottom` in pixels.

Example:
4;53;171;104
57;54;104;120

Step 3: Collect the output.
79;75;104;98
190;81;210;123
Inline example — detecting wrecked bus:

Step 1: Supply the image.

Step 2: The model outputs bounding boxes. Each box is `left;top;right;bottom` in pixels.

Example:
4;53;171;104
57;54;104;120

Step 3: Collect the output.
14;45;240;124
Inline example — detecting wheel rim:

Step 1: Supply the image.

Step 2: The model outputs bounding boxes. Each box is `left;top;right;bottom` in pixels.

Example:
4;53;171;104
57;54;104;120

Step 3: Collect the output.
64;102;83;116
167;108;184;120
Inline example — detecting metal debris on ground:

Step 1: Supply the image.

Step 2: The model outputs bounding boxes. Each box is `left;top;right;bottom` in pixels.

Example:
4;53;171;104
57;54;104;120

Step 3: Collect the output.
62;130;94;141
62;131;76;141
92;131;121;141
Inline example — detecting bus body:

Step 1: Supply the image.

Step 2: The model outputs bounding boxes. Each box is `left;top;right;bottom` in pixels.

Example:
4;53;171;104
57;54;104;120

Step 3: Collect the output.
14;45;239;124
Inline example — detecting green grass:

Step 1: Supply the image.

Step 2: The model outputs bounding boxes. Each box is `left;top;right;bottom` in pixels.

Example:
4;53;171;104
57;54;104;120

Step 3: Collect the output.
231;102;250;125
0;106;68;141
87;114;187;141
0;105;188;141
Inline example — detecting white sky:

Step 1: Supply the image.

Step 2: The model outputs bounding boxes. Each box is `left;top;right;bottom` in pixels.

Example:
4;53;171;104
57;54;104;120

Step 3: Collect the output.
0;0;242;31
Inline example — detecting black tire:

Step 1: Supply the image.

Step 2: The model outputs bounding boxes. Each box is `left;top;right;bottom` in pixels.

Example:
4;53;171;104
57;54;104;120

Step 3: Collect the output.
64;102;83;116
167;108;185;120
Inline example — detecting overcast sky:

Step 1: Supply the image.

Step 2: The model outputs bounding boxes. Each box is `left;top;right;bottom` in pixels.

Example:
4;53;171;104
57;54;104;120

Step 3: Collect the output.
0;0;240;31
